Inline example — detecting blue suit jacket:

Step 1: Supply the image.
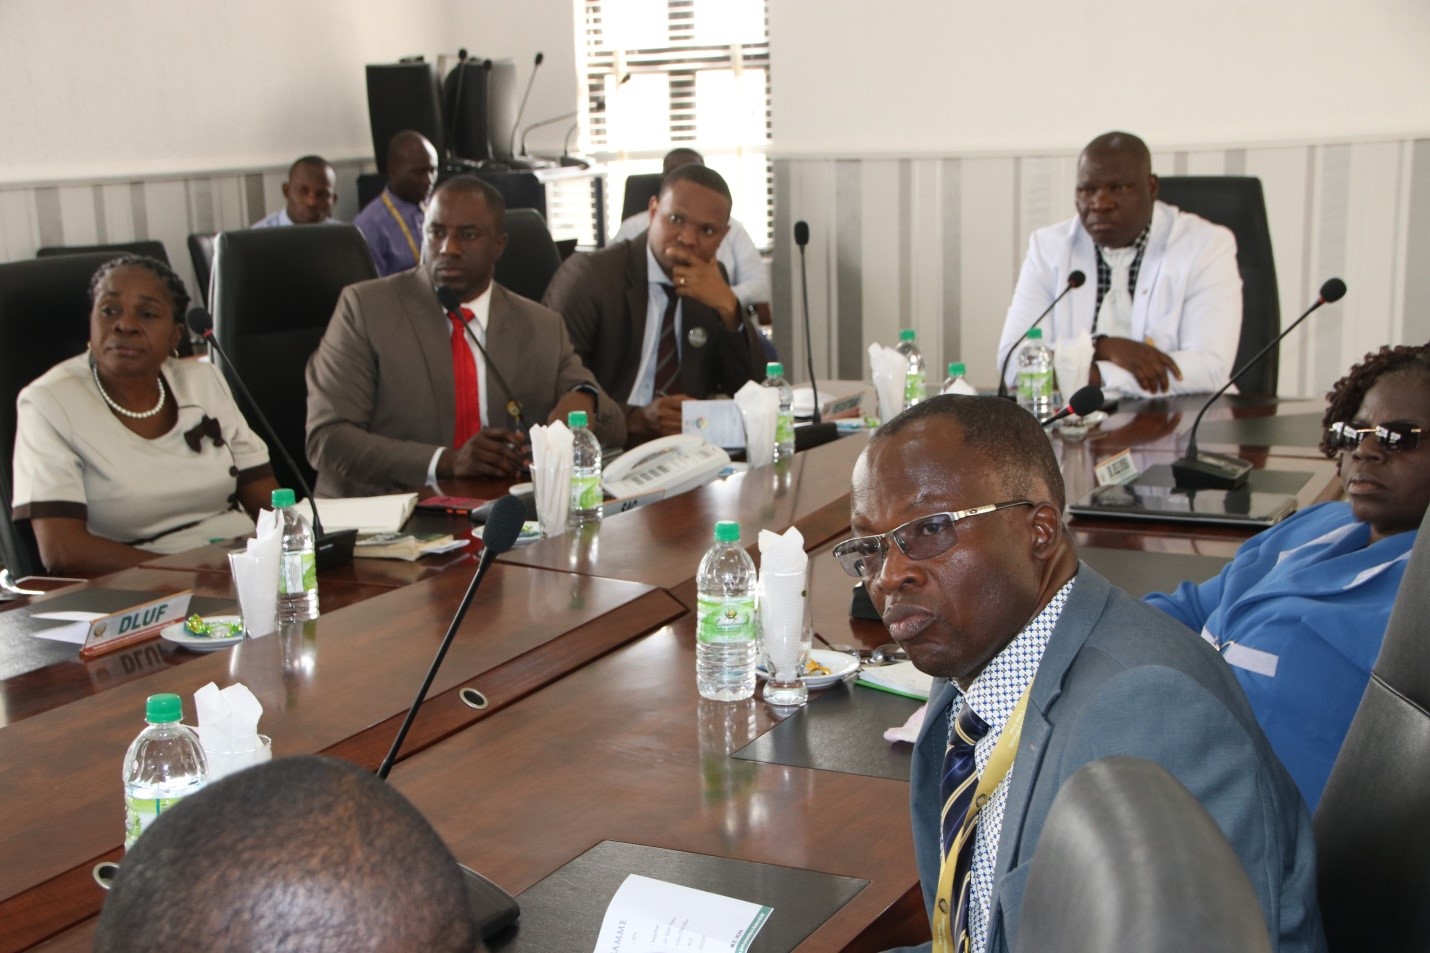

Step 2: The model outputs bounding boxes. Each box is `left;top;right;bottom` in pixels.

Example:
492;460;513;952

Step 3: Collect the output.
897;565;1324;953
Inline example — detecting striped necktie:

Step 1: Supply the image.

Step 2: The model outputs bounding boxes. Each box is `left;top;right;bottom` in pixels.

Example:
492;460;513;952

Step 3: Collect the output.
939;702;989;953
655;284;683;396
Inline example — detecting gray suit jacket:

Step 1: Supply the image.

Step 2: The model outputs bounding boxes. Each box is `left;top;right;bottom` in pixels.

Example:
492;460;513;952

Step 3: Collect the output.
305;269;624;497
542;233;766;410
901;565;1323;953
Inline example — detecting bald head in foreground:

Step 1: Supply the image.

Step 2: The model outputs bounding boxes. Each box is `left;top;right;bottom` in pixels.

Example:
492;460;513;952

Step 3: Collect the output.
838;395;1321;952
95;756;482;952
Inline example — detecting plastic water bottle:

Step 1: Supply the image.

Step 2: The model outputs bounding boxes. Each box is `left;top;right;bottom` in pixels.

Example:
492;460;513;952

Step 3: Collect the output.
1016;328;1058;417
695;521;758;702
122;693;207;849
273;488;319;623
764;362;795;461
568;409;602;528
896;329;926;409
942;362;977;396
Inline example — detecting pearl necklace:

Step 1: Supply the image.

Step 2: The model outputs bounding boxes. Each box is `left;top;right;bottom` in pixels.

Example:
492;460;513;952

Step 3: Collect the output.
91;361;167;419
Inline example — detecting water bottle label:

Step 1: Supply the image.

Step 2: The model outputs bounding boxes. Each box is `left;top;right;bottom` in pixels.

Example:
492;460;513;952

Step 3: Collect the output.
280;550;316;595
696;594;756;644
571;472;602;510
775;411;794;446
1017;369;1054;401
904;370;925;405
125;794;185;848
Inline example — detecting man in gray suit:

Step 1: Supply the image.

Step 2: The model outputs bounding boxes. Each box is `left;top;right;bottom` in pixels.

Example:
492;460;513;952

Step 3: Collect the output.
306;175;623;497
835;395;1322;953
542;164;765;444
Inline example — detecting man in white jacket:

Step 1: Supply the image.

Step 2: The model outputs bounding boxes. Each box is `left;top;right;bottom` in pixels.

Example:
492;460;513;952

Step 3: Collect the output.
997;132;1242;397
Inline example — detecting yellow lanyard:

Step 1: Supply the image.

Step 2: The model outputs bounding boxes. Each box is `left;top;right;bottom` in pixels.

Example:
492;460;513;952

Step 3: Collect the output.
931;683;1032;953
381;191;421;264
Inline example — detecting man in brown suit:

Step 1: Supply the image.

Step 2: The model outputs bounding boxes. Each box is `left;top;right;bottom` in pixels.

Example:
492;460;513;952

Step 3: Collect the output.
306;175;623;497
542;164;766;444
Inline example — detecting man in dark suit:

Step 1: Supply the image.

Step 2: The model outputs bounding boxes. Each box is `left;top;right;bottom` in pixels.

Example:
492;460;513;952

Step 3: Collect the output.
306;175;623;497
542;164;766;444
836;395;1322;953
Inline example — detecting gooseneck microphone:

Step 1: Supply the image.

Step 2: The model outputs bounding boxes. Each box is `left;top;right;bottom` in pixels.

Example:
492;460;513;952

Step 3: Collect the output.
507;51;544;161
186;308;357;568
792;220;838;451
1040;385;1105;428
435;285;526;430
1173;277;1348;490
998;270;1086;399
374;492;525;938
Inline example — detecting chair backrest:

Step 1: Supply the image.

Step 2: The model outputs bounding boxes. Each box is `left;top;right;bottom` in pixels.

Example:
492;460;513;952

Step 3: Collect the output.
210;225;377;493
494;208;562;304
1315;506;1430;951
1015;755;1272;953
621;173;663;223
187;233;216;308
36;240;171;265
1155;176;1281;396
0;252;118;575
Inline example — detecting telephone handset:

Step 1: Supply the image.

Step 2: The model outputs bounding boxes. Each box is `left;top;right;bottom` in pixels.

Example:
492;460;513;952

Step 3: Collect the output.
602;433;731;502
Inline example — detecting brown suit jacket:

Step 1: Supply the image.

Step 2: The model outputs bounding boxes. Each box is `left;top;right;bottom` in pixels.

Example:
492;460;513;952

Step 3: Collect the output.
305;269;624;497
541;233;765;410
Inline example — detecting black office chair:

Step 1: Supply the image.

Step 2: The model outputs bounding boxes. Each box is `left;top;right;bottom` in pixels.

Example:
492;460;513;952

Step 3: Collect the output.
210;225;377;494
495;208;563;304
36;240;170;265
1015;756;1272;953
0;252;118;576
187;233;216;307
1315;505;1430;952
620;173;663;223
1155;176;1281;396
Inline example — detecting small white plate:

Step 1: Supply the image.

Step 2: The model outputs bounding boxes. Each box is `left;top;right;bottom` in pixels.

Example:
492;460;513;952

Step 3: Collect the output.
160;615;246;652
757;649;859;689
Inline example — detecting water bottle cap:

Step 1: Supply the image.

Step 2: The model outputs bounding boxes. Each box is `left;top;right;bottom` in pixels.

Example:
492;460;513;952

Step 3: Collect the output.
713;520;740;543
1025;328;1043;340
947;362;966;376
145;693;182;723
766;362;783;377
899;329;916;342
567;410;588;428
271;488;296;508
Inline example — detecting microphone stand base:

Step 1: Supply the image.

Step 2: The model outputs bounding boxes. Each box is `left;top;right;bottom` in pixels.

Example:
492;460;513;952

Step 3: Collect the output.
462;862;521;938
794;421;840;452
314;529;358;570
1172;452;1252;491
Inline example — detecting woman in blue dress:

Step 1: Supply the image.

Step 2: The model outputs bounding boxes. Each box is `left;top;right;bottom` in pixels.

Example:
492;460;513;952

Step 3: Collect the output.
1146;343;1430;810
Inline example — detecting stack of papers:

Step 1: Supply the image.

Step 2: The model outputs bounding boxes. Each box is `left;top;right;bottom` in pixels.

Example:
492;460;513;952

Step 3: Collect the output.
306;494;418;534
857;660;934;700
355;533;468;561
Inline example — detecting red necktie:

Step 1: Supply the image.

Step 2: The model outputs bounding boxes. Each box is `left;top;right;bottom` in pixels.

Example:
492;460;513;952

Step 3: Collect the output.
655;284;683;396
449;308;481;446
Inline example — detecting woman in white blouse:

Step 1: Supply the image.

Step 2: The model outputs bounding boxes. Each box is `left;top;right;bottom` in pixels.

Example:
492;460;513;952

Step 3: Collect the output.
12;255;279;575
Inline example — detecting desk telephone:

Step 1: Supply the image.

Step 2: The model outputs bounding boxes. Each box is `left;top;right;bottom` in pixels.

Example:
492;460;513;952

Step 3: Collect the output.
601;434;731;502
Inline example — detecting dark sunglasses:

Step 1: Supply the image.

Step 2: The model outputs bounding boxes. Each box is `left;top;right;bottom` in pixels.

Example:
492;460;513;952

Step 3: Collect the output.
1327;420;1424;453
832;500;1034;579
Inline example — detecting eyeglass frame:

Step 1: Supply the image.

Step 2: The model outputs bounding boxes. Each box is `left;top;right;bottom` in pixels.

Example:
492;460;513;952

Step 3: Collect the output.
1327;420;1425;453
832;500;1035;579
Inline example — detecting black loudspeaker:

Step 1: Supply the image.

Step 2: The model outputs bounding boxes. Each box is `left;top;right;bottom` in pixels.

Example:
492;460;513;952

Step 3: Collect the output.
443;60;491;163
365;62;445;174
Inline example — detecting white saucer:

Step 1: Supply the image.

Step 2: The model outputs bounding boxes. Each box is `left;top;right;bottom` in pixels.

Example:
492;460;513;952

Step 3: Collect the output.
160;615;246;652
757;649;859;689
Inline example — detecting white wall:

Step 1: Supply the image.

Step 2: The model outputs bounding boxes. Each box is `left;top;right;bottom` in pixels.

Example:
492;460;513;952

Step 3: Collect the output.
769;0;1430;156
0;0;454;183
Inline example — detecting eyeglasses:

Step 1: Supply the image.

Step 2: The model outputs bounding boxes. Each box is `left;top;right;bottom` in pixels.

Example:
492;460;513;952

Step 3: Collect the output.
1327;420;1424;453
832;500;1035;579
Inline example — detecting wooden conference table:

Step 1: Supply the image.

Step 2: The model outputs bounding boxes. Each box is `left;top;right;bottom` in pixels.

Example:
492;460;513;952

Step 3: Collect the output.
3;395;1341;952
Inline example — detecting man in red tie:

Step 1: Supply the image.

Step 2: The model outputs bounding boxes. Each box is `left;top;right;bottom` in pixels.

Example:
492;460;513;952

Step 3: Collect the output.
306;176;623;496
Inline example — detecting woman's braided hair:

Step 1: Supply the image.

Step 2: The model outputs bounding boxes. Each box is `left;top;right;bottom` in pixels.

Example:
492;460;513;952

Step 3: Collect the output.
1319;343;1430;457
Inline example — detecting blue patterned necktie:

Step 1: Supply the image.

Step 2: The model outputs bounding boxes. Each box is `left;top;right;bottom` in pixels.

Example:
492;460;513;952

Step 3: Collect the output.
940;702;990;952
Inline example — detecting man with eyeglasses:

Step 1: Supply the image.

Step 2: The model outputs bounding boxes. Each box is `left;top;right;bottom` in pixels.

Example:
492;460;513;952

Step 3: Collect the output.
1148;343;1430;811
842;395;1321;953
543;163;766;446
306;175;623;496
995;131;1242;397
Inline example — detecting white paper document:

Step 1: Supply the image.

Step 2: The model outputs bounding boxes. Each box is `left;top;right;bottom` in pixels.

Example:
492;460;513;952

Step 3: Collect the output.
592;874;772;953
